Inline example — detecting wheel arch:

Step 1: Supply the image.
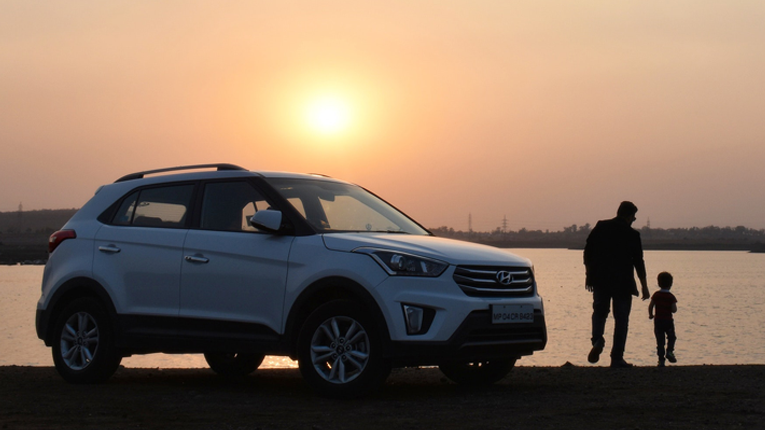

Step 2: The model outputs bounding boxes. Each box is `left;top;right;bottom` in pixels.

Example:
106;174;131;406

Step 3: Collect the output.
40;277;117;346
284;276;391;358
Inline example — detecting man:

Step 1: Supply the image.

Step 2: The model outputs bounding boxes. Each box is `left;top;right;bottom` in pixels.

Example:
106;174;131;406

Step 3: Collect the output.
584;201;650;368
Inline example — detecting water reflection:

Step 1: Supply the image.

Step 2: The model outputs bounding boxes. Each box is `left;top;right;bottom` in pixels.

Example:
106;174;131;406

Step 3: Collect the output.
3;249;764;368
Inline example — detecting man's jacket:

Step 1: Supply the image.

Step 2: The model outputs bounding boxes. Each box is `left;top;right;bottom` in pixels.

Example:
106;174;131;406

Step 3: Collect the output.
584;217;646;296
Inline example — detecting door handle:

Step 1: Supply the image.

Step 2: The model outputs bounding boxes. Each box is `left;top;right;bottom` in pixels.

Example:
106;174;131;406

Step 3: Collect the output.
98;245;121;254
184;255;210;264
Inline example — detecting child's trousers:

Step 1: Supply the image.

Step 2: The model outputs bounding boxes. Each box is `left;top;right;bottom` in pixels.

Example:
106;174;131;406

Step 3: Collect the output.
654;319;676;358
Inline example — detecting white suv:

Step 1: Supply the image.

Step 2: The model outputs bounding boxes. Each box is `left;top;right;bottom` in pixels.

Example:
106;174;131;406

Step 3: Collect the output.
36;164;546;397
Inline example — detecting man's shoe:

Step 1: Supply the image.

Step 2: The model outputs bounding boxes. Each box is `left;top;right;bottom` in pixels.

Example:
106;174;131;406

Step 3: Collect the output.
588;340;605;364
610;358;634;368
658;359;666;367
666;351;677;363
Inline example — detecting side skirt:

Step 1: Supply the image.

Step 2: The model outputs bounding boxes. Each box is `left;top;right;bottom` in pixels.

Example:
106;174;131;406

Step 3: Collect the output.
114;314;288;356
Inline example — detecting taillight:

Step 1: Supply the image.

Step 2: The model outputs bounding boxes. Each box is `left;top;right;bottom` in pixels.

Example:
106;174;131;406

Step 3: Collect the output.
49;230;76;253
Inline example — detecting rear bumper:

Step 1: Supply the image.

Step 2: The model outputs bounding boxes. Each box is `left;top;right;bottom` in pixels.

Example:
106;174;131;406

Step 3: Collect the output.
388;310;547;367
36;309;50;345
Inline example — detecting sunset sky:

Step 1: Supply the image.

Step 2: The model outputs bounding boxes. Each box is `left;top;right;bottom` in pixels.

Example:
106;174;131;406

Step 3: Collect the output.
2;1;765;231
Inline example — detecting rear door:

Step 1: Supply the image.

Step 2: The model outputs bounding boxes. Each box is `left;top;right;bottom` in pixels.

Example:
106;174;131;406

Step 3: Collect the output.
93;184;194;320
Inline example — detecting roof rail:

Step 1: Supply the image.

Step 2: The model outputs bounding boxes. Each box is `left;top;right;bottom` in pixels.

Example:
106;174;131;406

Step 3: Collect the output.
115;163;247;183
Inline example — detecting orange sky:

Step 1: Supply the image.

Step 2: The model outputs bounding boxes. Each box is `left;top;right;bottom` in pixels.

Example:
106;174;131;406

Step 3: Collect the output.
2;1;765;231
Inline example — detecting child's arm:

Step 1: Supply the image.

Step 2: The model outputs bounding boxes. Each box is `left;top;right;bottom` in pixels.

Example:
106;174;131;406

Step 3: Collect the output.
671;303;677;313
648;299;655;319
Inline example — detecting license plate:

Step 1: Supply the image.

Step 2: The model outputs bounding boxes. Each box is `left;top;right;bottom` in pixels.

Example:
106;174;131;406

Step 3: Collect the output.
491;304;534;324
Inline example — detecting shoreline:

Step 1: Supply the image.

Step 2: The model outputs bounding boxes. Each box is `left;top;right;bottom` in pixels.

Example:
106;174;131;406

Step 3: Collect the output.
2;245;763;266
2;365;763;429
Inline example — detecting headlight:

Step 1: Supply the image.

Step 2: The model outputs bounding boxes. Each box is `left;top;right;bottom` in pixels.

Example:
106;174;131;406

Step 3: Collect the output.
355;248;448;277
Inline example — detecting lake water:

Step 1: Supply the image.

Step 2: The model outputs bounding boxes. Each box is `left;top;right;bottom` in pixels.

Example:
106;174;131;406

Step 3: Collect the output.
2;249;764;368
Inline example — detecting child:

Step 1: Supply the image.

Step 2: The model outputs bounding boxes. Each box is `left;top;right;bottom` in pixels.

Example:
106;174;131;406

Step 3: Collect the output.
648;272;678;367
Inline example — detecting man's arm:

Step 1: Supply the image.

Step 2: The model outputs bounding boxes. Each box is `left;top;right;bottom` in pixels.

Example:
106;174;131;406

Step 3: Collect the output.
583;222;601;292
639;276;650;301
632;230;650;300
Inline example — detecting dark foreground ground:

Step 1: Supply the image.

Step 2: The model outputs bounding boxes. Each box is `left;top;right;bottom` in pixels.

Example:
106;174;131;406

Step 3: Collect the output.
1;365;763;430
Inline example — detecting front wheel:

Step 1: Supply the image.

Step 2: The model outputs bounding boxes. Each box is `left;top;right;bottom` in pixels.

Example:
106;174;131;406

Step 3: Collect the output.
438;359;516;385
204;352;264;377
297;300;390;398
51;297;122;384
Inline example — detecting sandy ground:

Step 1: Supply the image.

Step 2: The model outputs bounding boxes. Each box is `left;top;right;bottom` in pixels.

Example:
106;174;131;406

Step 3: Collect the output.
1;365;763;430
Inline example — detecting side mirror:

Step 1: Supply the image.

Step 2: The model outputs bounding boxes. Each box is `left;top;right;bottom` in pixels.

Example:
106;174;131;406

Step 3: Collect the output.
250;210;283;233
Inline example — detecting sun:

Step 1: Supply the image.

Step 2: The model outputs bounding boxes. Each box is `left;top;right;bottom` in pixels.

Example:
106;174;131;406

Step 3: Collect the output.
305;96;351;136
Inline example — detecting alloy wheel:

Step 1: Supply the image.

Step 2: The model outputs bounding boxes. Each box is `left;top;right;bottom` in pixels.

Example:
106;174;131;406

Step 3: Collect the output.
59;311;100;370
309;315;370;384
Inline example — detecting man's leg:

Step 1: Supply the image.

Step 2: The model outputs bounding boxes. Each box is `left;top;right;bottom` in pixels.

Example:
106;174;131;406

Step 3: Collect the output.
610;293;633;365
589;288;611;363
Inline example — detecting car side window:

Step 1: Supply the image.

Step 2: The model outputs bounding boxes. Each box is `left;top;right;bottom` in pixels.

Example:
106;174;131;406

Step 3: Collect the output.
200;181;270;232
112;192;139;225
111;185;194;228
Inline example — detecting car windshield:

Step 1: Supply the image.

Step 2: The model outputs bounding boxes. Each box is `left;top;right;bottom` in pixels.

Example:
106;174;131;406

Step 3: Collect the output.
266;178;430;235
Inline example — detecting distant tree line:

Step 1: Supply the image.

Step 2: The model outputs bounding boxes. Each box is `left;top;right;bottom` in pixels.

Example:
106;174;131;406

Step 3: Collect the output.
429;224;765;252
0;209;78;263
0;209;77;235
2;208;765;263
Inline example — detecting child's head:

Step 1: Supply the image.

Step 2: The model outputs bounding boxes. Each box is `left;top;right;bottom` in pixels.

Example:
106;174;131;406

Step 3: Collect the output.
657;271;673;290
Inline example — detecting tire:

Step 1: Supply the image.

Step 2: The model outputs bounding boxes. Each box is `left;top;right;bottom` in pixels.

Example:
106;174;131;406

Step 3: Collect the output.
204;352;265;377
51;297;122;384
297;300;391;398
438;359;516;386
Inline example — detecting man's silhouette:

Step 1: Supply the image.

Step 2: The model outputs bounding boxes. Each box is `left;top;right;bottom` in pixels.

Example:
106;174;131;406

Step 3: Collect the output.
584;201;650;368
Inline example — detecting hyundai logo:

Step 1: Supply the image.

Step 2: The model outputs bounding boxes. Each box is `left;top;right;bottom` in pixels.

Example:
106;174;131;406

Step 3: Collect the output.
496;271;514;285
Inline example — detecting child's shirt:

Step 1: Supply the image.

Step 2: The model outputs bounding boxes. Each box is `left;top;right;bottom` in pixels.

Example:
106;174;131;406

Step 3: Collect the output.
651;289;677;321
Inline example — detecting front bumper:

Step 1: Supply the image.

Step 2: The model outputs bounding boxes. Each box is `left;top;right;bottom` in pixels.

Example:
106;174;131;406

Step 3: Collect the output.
387;310;547;367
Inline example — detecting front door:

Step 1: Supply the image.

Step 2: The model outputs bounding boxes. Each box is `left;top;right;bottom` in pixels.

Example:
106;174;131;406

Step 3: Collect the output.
179;181;294;336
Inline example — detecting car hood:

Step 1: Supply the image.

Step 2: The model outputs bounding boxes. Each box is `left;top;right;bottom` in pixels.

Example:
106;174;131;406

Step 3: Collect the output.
322;233;532;266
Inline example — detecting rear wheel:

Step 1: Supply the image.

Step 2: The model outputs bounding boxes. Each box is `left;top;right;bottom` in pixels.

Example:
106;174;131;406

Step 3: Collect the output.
438;359;516;385
204;352;264;377
51;297;122;384
297;300;390;398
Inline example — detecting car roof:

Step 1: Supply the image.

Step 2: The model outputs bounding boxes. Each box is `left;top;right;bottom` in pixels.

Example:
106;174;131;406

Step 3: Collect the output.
112;164;348;185
71;165;351;226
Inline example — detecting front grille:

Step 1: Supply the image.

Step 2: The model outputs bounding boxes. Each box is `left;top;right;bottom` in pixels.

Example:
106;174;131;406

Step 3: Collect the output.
453;265;535;297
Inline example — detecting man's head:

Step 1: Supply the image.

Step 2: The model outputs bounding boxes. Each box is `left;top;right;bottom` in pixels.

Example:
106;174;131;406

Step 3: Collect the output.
616;201;638;224
657;271;673;290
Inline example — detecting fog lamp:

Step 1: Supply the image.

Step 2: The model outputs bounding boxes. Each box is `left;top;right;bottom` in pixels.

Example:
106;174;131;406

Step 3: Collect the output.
403;304;424;334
